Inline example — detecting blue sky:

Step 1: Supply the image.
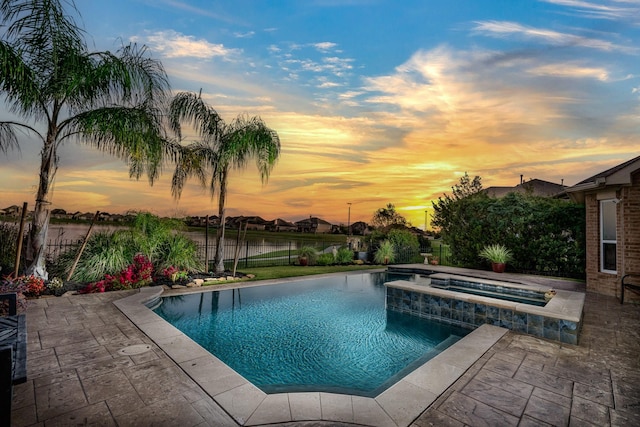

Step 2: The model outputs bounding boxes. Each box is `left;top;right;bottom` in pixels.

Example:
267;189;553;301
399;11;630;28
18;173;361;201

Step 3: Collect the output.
2;0;639;226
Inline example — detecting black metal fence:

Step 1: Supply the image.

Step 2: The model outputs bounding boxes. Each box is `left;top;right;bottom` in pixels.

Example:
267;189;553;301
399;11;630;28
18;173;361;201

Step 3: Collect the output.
46;238;347;269
45;238;450;270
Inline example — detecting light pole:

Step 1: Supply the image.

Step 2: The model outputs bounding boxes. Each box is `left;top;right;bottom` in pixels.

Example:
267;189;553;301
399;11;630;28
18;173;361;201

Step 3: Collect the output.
424;209;428;231
347;202;352;236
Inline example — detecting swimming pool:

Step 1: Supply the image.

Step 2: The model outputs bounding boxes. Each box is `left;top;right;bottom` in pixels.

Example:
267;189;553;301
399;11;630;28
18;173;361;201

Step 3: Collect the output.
153;271;469;397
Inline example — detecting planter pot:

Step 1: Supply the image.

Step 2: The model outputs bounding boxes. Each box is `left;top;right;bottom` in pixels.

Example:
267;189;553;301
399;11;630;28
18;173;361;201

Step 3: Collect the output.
491;262;506;273
299;257;308;266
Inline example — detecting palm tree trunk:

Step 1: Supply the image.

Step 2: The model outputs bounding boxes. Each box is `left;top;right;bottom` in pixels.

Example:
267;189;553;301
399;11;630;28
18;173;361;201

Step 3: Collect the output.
213;168;228;274
26;137;57;279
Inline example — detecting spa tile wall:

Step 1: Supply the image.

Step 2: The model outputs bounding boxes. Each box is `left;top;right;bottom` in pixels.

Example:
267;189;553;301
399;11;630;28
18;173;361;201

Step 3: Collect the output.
386;287;580;345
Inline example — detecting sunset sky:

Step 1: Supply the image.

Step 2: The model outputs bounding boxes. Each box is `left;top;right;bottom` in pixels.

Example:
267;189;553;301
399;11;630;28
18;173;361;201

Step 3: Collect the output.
1;0;639;228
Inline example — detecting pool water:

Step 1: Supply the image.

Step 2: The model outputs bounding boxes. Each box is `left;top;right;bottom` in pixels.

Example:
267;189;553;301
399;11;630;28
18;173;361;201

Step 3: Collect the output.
153;272;468;397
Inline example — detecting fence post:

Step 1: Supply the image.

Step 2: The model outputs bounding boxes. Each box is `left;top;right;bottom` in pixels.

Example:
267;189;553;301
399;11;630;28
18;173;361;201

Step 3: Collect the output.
245;240;249;268
204;215;209;272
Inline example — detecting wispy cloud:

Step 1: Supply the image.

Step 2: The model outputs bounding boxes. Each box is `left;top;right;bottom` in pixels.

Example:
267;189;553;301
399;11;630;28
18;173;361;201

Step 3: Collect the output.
473;20;637;53
529;62;610;80
234;31;255;38
542;0;640;22
132;30;241;59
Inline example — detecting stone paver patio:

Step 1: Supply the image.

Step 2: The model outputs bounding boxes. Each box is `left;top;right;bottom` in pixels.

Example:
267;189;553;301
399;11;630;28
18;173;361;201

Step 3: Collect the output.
8;271;640;426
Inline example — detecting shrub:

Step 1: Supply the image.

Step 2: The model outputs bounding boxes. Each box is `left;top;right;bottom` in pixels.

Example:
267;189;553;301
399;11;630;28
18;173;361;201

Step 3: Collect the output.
316;253;335;266
335;247;354;264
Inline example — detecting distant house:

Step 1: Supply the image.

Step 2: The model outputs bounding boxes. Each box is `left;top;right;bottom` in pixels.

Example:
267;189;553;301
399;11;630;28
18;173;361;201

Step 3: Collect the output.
226;216;267;231
566;155;640;301
349;221;371;236
50;208;68;219
265;218;297;232
485;178;567;198
295;217;333;234
72;212;96;221
1;205;22;216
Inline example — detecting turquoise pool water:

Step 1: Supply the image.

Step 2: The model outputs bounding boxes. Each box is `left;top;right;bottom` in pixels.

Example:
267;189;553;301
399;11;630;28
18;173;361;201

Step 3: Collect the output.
153;272;468;397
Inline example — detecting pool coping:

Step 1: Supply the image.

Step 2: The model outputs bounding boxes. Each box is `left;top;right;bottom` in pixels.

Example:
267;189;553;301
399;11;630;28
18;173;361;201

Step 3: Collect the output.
114;276;508;427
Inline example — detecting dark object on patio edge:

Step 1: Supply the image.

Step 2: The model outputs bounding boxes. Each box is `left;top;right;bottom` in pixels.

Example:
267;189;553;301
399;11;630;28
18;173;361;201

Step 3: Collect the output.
1;292;28;427
621;273;640;304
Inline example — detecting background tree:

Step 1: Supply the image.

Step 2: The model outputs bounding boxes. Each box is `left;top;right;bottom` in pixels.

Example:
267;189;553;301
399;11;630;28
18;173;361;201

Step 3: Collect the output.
0;0;170;278
433;186;585;276
431;172;483;233
371;203;408;229
169;91;280;274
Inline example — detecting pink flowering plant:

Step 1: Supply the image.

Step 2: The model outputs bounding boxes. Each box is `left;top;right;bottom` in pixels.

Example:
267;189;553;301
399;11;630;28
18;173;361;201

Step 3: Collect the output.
79;254;154;294
162;266;189;283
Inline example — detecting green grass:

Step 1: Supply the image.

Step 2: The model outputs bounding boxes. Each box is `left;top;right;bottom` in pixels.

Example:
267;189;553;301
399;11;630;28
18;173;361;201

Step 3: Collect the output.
237;264;383;281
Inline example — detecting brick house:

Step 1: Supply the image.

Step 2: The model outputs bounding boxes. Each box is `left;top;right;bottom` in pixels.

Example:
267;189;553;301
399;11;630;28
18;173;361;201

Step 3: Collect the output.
566;155;640;300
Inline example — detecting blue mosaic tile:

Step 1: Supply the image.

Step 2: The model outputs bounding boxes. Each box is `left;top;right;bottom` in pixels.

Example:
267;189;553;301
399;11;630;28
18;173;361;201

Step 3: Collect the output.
463;301;474;314
513;311;526;329
528;325;543;337
559;319;578;332
463;311;474;325
499;319;513;329
487;306;499;319
410;298;420;311
451;310;463;323
560;330;578;345
454;300;464;311
441;306;451;318
431;303;441;316
500;308;513;322
527;314;543;328
474;313;486;325
474;303;486;315
440;297;451;309
544;317;560;331
543;328;560;341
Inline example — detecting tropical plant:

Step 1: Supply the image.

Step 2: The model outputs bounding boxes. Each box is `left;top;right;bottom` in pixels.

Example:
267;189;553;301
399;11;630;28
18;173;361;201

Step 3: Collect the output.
298;246;318;266
0;0;171;279
168;91;281;274
479;244;513;264
374;240;396;264
50;212;203;282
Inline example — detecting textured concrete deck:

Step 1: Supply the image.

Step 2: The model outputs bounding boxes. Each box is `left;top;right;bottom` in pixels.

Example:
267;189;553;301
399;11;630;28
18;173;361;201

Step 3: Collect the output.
9;273;640;426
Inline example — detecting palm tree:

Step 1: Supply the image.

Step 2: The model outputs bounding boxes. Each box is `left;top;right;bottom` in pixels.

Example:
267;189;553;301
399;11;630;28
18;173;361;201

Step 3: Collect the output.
169;91;280;274
0;0;170;278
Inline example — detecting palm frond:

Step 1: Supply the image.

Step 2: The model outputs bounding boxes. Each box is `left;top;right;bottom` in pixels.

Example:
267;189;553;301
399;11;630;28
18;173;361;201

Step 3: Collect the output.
169;91;223;140
64;103;168;183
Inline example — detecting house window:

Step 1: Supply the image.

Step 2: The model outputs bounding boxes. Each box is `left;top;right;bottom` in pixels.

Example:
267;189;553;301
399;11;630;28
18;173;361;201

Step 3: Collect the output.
600;199;617;273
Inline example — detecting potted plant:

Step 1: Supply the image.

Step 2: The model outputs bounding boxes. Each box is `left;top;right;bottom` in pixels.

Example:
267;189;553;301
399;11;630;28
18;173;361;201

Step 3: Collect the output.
298;246;318;266
374;240;396;265
479;244;512;273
